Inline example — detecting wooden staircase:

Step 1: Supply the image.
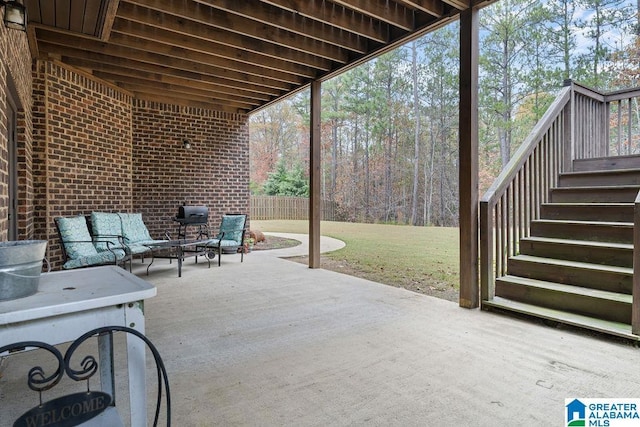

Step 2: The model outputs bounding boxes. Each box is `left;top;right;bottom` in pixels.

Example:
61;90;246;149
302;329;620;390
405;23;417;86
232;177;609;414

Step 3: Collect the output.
483;155;640;340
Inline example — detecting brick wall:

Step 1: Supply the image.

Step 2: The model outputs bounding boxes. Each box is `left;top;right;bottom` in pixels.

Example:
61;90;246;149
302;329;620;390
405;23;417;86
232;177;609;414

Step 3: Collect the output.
0;46;251;268
31;60;48;243
32;61;134;267
0;25;33;241
132;101;250;239
28;61;250;268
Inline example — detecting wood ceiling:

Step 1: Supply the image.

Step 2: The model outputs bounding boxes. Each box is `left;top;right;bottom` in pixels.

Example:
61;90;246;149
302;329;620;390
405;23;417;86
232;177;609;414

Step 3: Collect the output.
24;0;494;114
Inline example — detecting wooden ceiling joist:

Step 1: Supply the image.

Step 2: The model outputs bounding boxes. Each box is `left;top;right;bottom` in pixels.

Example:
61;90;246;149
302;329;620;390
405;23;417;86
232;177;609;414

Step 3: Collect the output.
331;0;415;31
192;0;370;54
25;0;496;113
260;0;390;44
121;0;349;63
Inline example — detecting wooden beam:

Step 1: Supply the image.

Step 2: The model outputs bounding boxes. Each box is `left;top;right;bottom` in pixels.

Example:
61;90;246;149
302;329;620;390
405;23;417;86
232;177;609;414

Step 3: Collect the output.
395;0;445;17
458;6;479;308
93;72;261;107
43;41;292;93
132;92;242;113
193;0;369;53
60;52;284;97
442;0;470;10
309;80;322;268
116;82;256;109
331;0;415;31
111;19;329;75
35;26;309;84
100;0;120;40
27;25;39;59
121;1;349;64
261;0;389;43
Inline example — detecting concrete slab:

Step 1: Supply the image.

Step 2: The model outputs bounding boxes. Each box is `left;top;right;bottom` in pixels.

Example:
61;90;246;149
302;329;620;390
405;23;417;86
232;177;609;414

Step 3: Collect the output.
252;232;346;258
141;255;640;425
2;252;639;426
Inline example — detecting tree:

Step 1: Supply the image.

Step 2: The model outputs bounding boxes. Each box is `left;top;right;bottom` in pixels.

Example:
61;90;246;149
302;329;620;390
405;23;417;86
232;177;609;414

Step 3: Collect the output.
371;49;410;222
248;0;638;226
575;0;633;88
340;63;376;221
410;40;422;226
421;24;460;226
249;100;305;192
321;78;348;202
480;0;545;168
262;160;309;197
546;0;579;81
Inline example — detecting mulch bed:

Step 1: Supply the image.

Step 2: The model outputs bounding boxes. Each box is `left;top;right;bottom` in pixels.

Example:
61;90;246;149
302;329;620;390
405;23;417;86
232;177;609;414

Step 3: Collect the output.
251;235;301;251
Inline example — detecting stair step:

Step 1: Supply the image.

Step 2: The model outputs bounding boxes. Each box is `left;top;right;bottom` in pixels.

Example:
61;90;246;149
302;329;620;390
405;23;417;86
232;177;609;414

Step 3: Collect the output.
573;154;640;172
507;254;632;294
482;296;639;341
519;236;632;267
540;203;633;222
495;275;631;323
487;154;640;341
550;185;640;203
558;168;640;187
530;219;633;243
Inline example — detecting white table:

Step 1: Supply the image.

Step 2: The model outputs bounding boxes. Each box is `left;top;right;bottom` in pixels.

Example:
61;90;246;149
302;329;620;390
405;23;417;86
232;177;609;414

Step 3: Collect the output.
0;266;157;426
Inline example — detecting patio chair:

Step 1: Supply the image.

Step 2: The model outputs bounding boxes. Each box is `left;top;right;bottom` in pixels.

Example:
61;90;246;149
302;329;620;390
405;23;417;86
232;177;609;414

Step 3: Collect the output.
0;325;171;426
91;212;168;267
198;213;247;266
55;215;128;269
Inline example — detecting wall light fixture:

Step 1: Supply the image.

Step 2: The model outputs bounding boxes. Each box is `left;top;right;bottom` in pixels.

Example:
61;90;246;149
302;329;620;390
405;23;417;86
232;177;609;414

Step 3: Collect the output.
1;1;26;31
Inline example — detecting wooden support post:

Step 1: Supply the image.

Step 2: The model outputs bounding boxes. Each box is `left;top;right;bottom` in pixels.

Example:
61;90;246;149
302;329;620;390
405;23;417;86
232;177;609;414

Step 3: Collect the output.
562;81;573;173
459;6;479;308
633;194;640;336
309;80;321;268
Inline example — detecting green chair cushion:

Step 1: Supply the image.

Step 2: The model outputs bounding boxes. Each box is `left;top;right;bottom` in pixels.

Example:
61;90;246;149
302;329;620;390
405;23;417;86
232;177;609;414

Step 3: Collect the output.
63;249;126;269
126;241;166;255
205;238;242;247
119;213;153;243
57;216;98;259
91;212;123;252
217;215;246;243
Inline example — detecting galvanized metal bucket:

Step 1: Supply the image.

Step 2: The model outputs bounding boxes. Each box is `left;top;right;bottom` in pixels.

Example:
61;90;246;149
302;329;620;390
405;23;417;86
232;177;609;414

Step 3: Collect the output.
0;240;48;301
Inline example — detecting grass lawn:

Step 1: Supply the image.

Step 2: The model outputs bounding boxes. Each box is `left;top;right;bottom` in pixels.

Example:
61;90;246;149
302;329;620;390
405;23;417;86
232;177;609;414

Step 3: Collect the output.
251;220;460;302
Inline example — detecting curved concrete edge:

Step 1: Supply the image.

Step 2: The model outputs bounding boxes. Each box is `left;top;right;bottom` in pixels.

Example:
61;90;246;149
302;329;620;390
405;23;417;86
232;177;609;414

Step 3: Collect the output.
251;232;345;258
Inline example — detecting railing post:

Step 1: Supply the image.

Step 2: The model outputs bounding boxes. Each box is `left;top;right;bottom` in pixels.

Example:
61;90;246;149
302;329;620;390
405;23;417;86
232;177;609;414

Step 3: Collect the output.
633;191;640;335
563;79;574;172
604;100;610;157
479;200;493;303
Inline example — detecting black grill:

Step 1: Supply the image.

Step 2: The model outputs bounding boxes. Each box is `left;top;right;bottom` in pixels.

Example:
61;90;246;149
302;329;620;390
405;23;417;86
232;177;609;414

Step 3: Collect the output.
173;205;208;225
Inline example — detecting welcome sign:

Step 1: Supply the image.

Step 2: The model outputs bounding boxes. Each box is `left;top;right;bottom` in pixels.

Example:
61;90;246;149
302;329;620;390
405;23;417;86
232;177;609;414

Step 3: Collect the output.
14;391;112;427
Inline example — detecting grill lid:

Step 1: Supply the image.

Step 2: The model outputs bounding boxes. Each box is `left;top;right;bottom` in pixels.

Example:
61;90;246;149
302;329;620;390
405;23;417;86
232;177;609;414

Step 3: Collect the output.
174;205;208;225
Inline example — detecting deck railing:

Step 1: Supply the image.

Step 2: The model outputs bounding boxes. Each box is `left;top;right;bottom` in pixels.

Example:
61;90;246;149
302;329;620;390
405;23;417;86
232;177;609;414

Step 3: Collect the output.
480;80;640;334
479;86;571;301
572;82;640;160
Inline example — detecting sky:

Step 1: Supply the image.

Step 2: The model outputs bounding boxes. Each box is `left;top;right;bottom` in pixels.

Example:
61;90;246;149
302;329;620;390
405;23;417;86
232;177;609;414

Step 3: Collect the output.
568;0;636;53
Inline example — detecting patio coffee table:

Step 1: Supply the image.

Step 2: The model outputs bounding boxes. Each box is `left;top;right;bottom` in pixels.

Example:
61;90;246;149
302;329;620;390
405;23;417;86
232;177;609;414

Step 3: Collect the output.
144;239;210;277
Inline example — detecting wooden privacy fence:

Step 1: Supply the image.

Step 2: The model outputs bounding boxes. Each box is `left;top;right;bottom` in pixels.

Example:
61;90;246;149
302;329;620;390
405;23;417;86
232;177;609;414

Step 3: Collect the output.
250;196;337;221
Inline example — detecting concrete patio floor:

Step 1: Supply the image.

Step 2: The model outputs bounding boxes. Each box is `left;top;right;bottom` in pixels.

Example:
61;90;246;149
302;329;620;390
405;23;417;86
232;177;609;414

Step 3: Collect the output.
2;235;640;426
138;238;639;426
